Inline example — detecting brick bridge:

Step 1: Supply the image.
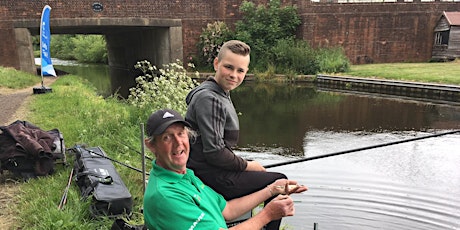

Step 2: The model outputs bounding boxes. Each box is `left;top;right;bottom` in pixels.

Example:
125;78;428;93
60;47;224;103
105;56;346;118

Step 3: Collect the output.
1;0;459;95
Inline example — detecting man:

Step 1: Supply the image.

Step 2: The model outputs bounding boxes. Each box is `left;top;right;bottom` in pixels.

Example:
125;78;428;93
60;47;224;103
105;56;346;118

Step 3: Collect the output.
185;40;287;229
143;109;307;230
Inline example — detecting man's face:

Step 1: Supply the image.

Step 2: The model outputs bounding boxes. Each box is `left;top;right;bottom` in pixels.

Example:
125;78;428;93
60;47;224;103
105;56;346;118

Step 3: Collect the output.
146;123;190;174
213;51;250;92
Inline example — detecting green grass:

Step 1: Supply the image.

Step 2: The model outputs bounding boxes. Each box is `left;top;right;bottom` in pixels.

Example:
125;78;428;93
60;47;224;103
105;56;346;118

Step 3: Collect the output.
336;60;460;85
1;72;148;229
0;67;40;89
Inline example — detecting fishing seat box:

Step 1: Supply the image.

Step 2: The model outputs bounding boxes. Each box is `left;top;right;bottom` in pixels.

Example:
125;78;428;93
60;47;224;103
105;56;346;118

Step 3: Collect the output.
73;146;133;217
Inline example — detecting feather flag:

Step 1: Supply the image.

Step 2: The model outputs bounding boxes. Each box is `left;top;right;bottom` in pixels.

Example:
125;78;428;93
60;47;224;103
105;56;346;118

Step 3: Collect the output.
40;5;57;77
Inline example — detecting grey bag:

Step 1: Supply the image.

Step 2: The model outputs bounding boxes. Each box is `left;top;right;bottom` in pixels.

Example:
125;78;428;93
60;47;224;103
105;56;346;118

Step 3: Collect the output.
72;146;133;218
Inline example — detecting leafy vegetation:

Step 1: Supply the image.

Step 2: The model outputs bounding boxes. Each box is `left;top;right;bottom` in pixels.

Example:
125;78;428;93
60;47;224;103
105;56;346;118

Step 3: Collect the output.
127;60;199;117
270;38;319;75
71;35;108;64
195;0;350;76
34;34;108;63
234;0;301;71
316;46;350;74
195;21;233;68
47;35;76;60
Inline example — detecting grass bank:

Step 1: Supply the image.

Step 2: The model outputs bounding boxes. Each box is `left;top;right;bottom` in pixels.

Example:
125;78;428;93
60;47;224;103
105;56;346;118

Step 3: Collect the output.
1;71;148;228
338;60;460;85
0;67;40;89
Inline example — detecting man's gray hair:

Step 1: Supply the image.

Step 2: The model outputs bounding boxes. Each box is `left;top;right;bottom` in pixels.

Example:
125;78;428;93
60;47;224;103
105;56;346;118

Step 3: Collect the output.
147;126;197;144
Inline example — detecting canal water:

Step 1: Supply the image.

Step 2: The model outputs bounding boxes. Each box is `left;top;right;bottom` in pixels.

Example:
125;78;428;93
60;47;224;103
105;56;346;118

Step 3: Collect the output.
233;81;460;230
54;60;460;230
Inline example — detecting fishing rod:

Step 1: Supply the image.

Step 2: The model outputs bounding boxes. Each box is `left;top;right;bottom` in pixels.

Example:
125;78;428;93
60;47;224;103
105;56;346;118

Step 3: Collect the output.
84;147;150;176
58;167;74;210
140;123;147;194
264;130;460;169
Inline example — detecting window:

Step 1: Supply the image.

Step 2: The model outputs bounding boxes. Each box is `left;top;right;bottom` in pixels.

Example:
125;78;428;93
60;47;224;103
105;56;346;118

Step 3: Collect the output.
434;31;449;45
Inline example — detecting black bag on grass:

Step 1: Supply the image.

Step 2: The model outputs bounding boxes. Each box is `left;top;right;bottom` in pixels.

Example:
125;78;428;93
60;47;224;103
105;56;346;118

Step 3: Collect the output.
0;120;66;179
72;145;133;218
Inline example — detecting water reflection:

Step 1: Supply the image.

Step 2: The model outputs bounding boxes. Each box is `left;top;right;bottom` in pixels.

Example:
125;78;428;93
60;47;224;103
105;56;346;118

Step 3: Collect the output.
232;81;460;230
233;81;460;156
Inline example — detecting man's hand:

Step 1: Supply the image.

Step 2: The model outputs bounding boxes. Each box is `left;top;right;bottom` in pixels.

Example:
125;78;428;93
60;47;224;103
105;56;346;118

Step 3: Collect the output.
225;194;299;229
263;195;295;219
268;179;308;196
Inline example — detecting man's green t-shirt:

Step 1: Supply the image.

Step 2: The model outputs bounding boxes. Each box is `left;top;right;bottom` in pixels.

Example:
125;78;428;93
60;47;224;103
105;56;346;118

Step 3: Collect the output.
144;161;228;229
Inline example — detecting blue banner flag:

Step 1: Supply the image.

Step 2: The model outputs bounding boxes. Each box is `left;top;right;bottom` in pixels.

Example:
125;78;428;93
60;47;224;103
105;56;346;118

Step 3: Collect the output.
40;5;57;77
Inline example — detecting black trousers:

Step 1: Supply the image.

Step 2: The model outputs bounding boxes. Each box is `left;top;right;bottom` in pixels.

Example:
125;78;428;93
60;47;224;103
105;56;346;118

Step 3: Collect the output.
198;170;287;230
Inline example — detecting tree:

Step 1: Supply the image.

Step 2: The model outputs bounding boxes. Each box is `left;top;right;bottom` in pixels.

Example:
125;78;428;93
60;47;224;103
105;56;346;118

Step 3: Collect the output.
235;0;301;70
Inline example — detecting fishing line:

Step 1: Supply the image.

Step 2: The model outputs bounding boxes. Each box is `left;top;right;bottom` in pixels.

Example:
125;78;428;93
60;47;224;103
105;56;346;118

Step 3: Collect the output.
264;130;460;169
110;138;154;161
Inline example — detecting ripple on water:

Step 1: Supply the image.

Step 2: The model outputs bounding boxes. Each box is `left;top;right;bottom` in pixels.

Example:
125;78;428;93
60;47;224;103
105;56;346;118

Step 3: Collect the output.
236;131;460;230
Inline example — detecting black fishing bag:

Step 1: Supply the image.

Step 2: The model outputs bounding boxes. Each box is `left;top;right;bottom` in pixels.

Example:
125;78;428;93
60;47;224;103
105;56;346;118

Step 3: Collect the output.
72;146;133;218
0;120;66;179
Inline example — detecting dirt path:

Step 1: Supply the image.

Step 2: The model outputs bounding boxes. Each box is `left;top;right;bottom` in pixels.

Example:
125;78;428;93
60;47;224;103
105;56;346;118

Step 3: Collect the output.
0;77;57;126
0;77;58;230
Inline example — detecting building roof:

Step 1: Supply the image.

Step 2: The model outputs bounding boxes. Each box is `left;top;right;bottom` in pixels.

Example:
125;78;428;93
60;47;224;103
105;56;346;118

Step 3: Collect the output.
443;11;460;26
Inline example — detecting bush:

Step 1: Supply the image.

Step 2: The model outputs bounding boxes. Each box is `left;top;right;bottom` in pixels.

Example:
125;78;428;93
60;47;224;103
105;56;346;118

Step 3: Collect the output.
49;34;77;60
271;38;320;75
72;35;108;64
127;60;199;119
316;46;350;73
46;35;107;63
196;21;233;68
194;0;349;76
235;0;301;71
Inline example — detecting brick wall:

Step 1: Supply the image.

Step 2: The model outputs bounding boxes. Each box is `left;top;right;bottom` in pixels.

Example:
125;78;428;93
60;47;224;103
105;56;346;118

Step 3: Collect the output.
1;0;459;69
295;1;459;63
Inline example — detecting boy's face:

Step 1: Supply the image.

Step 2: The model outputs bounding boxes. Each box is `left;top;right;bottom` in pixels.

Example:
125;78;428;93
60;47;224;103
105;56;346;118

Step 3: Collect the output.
213;50;250;92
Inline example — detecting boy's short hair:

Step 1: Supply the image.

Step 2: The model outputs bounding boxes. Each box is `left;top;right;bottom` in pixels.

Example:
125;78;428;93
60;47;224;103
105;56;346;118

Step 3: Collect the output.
217;40;251;60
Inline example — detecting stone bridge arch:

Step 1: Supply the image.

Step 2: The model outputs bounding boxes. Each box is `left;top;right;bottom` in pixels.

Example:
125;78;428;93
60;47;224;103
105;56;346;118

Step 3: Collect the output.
12;17;182;96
